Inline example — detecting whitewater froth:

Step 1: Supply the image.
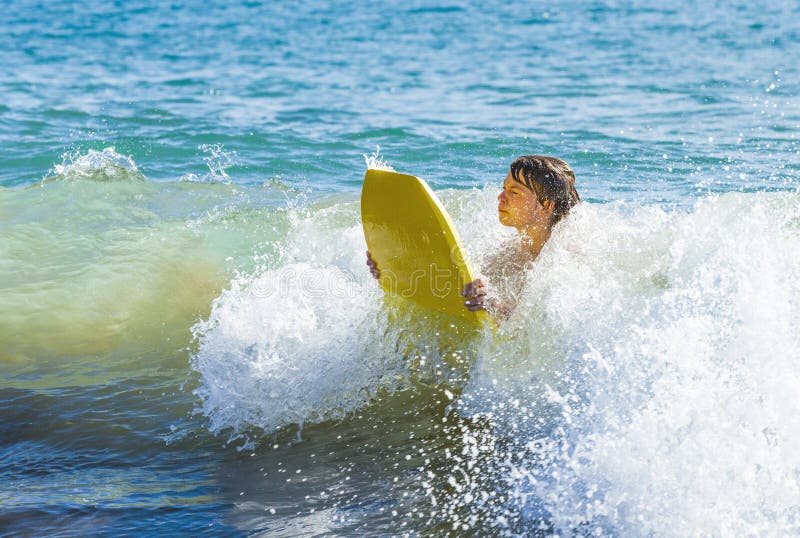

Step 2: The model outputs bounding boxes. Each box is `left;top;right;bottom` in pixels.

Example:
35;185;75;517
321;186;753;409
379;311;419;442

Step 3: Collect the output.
190;199;410;441
451;191;800;535
189;183;800;533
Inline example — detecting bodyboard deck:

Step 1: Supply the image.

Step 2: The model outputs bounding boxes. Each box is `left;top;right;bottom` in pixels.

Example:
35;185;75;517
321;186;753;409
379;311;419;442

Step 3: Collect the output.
361;169;490;328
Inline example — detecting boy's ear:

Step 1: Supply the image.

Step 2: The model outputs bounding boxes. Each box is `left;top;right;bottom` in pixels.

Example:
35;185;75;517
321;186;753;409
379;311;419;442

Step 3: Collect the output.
543;199;556;212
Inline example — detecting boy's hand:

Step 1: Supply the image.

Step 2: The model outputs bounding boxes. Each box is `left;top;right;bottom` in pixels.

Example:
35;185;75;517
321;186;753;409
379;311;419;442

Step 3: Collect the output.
461;278;487;311
366;251;380;280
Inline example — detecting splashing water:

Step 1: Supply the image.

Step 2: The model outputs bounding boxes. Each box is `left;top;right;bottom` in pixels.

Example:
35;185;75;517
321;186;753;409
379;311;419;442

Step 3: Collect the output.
45;147;144;183
189;194;410;443
5;141;800;535
189;180;800;533
180;143;237;183
438;191;800;535
363;146;396;172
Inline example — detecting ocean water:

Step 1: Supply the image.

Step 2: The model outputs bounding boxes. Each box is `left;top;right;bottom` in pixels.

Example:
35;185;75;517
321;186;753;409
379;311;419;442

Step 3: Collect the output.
2;0;800;536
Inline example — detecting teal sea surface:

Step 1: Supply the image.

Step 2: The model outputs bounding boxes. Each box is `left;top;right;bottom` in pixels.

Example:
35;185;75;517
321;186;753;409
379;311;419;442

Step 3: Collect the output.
2;1;800;536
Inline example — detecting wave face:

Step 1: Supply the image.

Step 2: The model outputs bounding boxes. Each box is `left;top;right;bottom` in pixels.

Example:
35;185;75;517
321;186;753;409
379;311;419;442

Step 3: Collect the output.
0;148;286;370
4;146;800;535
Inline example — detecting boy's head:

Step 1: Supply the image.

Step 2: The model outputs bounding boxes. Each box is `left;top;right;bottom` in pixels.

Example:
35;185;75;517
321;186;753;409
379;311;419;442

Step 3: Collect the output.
509;155;580;224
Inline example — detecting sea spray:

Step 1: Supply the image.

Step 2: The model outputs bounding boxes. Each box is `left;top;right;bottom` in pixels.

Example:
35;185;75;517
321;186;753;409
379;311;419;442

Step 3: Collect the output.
436;191;800;535
363;146;396;172
44;147;146;184
189;191;412;442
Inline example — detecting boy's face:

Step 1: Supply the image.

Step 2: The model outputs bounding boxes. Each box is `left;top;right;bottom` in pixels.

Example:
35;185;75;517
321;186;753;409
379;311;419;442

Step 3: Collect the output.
497;172;553;229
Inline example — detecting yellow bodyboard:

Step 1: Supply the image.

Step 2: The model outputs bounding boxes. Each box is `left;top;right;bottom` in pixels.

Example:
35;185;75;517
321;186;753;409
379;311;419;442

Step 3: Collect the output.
361;169;490;327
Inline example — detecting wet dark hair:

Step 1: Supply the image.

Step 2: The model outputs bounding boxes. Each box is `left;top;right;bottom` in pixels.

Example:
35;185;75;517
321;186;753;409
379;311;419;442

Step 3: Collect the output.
509;155;580;224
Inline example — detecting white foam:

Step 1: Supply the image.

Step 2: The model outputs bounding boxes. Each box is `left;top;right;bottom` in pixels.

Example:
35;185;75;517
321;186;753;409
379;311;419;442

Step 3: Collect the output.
190;201;408;442
363;146;395;172
191;183;800;532
451;190;800;535
45;147;144;183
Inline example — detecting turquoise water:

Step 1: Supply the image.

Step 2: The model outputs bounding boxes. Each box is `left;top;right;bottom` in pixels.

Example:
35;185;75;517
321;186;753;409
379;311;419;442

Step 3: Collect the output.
2;1;800;535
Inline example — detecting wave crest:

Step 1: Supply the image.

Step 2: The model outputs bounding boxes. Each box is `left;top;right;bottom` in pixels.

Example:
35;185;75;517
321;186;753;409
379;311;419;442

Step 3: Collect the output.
43;147;146;184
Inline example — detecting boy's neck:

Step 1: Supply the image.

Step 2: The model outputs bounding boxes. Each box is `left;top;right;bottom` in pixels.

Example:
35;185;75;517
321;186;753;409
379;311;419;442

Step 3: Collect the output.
517;224;552;261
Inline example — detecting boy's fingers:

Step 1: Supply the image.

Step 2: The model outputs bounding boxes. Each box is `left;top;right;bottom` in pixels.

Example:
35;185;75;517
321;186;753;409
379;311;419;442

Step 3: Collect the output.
463;286;485;298
462;280;476;296
462;288;485;298
462;278;485;295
